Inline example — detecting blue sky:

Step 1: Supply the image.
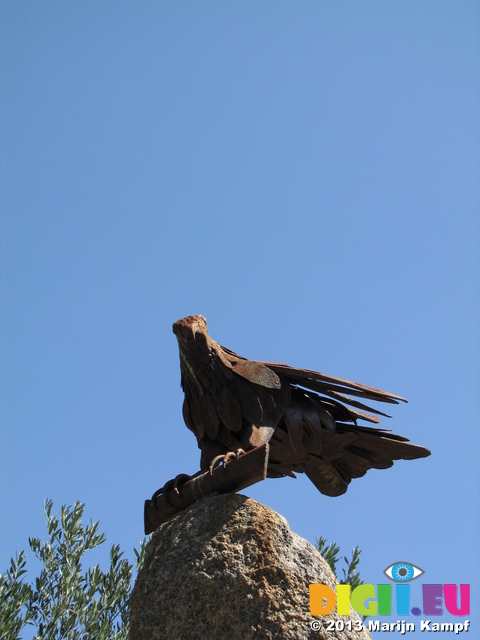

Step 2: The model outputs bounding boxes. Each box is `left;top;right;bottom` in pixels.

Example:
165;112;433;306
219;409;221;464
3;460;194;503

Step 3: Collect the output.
1;2;479;636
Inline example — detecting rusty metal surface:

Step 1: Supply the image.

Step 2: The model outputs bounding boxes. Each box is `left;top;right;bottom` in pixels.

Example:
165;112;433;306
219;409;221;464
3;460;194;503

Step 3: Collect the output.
144;444;269;534
171;314;430;499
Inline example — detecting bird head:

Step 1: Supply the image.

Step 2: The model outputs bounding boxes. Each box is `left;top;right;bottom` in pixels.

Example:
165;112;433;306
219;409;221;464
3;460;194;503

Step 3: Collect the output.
173;315;209;347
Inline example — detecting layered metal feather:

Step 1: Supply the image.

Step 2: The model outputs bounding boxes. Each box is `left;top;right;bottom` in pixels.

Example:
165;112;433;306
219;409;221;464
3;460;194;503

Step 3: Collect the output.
173;315;430;497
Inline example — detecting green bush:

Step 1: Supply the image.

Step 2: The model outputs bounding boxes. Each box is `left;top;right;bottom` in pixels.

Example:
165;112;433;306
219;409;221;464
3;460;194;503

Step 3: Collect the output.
0;500;147;640
316;536;363;590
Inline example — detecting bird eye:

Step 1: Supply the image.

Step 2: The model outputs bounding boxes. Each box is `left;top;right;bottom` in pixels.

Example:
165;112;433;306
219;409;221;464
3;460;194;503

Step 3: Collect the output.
384;562;424;582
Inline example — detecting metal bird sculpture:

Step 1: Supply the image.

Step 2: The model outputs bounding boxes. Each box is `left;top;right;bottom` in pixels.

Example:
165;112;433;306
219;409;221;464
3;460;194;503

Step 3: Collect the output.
172;314;430;497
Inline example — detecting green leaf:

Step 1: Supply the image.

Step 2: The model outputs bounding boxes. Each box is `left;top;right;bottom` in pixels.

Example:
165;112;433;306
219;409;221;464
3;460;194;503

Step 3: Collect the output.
1;498;144;639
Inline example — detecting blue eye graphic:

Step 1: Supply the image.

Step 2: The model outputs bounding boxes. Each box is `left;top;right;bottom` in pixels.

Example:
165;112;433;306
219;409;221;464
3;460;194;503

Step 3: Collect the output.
384;562;424;582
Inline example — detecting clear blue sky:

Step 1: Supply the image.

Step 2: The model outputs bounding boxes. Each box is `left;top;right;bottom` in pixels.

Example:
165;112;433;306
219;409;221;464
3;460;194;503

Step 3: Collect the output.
1;2;479;637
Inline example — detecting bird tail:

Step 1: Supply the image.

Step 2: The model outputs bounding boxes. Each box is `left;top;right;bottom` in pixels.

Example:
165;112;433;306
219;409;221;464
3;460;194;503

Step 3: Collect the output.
304;423;430;497
270;386;430;497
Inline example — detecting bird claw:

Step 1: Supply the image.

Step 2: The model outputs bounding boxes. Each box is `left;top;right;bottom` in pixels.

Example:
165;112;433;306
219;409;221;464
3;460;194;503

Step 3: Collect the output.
209;449;245;475
151;473;191;506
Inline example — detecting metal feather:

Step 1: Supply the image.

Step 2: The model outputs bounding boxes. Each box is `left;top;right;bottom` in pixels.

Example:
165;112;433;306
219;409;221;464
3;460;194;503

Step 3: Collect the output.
172;315;431;496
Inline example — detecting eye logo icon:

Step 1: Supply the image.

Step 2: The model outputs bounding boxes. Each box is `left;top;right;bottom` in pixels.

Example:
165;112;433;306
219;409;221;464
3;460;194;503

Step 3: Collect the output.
384;562;424;582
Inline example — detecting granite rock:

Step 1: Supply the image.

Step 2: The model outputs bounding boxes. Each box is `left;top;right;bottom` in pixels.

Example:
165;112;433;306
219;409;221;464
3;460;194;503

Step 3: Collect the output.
129;493;370;640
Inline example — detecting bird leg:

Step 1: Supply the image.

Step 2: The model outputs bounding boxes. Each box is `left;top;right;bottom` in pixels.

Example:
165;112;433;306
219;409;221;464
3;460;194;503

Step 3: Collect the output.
209;448;246;475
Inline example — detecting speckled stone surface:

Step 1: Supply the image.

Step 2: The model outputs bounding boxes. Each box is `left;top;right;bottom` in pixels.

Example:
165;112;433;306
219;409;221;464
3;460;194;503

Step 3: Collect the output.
129;493;370;640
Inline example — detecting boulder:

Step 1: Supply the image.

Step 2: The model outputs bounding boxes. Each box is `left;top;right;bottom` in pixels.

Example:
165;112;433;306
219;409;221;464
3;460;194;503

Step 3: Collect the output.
129;493;370;640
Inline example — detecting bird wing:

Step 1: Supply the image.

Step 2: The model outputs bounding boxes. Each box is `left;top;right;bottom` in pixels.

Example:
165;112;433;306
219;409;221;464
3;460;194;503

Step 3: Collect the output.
217;342;405;424
256;360;406;423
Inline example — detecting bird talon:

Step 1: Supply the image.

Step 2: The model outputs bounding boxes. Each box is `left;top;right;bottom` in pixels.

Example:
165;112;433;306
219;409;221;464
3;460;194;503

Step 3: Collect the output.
151;473;191;506
172;473;191;493
209;454;225;475
209;449;246;475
